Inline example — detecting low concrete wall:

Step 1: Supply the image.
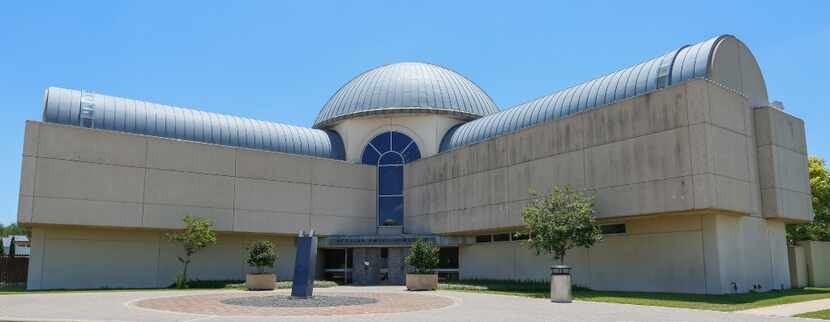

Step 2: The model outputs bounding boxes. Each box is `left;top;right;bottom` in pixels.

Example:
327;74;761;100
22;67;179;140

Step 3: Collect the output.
788;245;808;288
799;240;830;287
26;227;296;290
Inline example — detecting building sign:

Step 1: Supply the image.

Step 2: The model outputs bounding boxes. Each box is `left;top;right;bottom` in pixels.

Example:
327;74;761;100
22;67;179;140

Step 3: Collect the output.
319;235;455;247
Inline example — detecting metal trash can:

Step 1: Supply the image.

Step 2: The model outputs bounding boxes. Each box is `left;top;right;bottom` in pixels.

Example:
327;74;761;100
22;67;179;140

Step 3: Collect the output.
550;265;572;303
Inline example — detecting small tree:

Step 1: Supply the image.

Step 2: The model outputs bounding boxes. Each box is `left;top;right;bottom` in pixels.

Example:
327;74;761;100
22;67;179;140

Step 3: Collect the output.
0;237;4;256
246;240;277;274
522;186;602;265
405;238;440;274
166;215;217;287
788;156;830;242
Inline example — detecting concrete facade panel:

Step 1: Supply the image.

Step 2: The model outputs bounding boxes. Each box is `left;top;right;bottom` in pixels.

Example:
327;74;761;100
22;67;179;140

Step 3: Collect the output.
589;230;706;293
235;178;310;214
33;197;143;227
768;146;810;193
311;159;375;190
799;241;830;287
142;204;234;231
17;196;33;223
19;156;35;196
310;185;375;218
41;234;160;289
685;80;711;126
507;150;585;201
37;123;147;167
235;149;312;183
34;158;145;203
23;121;39;157
754;107;807;154
706;125;751;181
234;210;308;234
27;227;298;290
593;176;693;218
707;83;749;135
144;169;235;209
147;138;236;176
585;128;691;189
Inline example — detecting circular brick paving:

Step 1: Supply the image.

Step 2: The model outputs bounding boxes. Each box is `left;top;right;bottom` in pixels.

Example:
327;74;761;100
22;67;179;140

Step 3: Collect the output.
134;291;455;316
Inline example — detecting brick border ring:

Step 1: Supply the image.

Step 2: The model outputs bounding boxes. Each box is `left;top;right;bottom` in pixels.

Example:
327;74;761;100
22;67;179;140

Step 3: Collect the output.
133;291;456;316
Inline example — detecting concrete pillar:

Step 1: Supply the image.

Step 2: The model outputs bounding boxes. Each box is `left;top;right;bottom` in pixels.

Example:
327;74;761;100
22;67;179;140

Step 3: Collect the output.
387;248;406;285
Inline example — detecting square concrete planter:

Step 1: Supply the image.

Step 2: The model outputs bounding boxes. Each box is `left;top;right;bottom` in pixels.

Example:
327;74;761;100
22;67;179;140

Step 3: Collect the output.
406;273;438;291
246;273;276;291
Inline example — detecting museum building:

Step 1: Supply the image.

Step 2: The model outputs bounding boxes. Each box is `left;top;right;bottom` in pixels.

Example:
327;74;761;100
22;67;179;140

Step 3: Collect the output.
18;35;813;293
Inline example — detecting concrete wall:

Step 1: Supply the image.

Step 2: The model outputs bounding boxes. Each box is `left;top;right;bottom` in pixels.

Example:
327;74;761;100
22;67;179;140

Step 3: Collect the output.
459;213;790;294
799;241;830;287
754;107;813;222
788;245;808;288
405;79;790;234
26;226;296;290
331;114;462;162
19;121;377;236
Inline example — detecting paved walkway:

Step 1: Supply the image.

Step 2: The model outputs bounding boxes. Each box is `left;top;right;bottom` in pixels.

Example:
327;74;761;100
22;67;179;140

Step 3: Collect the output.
0;286;825;322
739;298;830;317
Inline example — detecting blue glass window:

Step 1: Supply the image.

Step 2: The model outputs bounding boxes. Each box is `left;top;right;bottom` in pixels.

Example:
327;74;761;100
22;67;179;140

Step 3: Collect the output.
361;131;420;226
378;196;404;226
379;165;403;195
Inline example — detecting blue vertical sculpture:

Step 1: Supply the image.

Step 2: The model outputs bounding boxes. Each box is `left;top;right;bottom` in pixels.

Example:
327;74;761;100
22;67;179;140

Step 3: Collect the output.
291;230;318;298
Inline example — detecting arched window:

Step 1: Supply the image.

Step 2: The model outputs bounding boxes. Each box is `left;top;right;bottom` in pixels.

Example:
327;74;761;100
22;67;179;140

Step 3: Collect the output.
361;131;421;226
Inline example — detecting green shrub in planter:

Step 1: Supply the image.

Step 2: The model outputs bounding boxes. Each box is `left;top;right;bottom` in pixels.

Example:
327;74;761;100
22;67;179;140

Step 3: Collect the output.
246;240;277;273
405;239;439;274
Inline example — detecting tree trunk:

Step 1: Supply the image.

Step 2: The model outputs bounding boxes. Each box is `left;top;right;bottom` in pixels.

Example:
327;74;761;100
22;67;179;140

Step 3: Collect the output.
182;257;190;285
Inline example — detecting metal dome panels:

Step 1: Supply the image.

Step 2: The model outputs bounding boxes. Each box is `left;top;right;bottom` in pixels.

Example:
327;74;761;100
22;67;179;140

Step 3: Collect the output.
42;87;346;160
440;35;767;152
314;62;499;128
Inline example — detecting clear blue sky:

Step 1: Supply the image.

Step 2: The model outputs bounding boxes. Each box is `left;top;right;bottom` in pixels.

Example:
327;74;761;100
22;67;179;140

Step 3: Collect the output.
0;1;827;226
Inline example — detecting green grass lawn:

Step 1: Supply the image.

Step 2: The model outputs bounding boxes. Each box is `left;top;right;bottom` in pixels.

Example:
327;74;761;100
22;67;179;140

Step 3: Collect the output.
439;280;830;312
0;280;338;295
797;308;830;320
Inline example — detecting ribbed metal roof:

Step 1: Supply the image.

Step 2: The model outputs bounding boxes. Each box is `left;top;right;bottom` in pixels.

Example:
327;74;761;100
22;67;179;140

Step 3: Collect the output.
43;87;346;160
314;62;499;128
440;35;739;152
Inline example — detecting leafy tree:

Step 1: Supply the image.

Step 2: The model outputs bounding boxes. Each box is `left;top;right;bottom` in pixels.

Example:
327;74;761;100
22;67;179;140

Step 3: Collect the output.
405;239;440;274
0;236;4;256
246;240;277;274
166;215;217;288
522;186;602;265
788;156;830;242
0;223;27;237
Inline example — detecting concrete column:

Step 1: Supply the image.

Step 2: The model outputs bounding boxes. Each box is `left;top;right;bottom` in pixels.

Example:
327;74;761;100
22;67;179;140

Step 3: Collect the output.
387;248;405;285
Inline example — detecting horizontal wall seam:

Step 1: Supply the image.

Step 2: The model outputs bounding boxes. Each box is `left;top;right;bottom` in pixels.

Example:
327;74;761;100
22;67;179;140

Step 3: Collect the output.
31;155;376;192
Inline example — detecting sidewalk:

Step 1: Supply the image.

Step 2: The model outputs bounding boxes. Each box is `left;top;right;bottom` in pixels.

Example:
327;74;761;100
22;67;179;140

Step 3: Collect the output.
738;298;830;317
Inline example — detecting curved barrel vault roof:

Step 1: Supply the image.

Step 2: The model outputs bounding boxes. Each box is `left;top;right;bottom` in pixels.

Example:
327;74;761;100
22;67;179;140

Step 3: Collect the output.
42;87;346;160
314;62;499;129
440;35;768;152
